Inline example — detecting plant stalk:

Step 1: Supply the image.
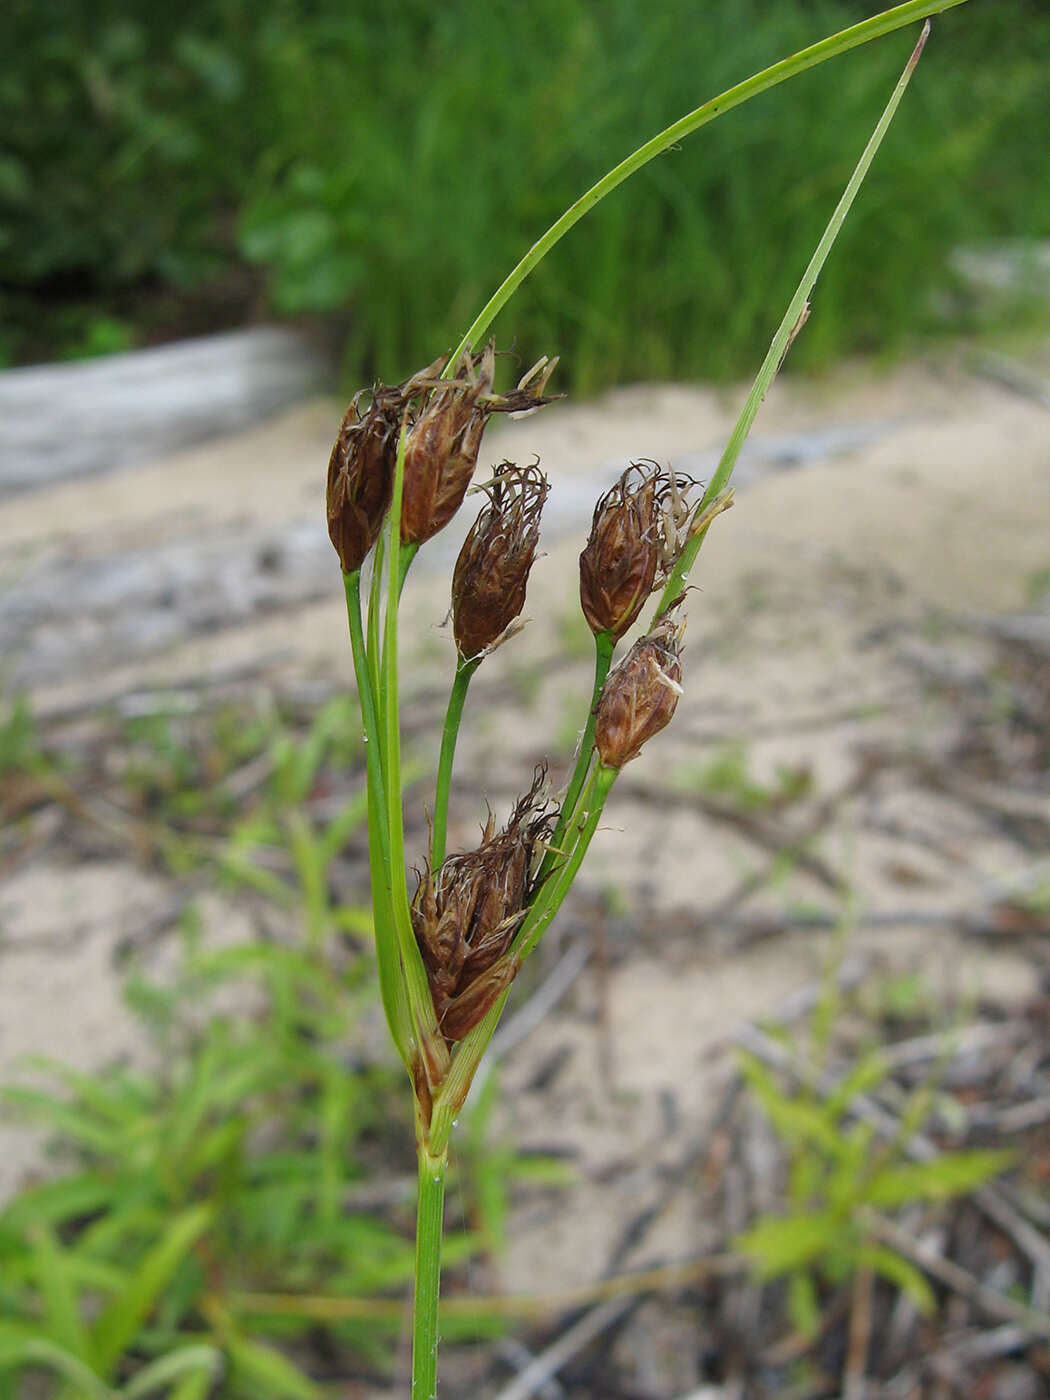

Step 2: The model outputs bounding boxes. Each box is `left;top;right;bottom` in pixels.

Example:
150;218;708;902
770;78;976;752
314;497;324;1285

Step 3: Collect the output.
358;13;943;1396
366;537;385;719
344;570;411;1063
655;18;933;618
378;427;448;1080
411;1145;448;1400
513;765;617;966
539;630;614;883
431;655;481;869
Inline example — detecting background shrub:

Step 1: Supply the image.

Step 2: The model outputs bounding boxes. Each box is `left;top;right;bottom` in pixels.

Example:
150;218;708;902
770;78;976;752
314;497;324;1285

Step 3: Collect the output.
2;0;1048;385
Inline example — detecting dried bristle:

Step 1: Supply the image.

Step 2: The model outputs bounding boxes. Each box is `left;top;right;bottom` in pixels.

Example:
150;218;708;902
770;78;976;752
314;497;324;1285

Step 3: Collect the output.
452;459;549;659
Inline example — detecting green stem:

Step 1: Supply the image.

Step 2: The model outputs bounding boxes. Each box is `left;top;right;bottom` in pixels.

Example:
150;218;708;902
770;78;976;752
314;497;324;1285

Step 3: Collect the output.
446;0;966;368
513;765;617;965
411;1145;447;1400
381;426;448;1071
539;630;614;883
366;536;385;724
655;18;932;618
431;655;481;869
374;538;419;732
344;571;411;1063
399;541;419;597
345;571;382;782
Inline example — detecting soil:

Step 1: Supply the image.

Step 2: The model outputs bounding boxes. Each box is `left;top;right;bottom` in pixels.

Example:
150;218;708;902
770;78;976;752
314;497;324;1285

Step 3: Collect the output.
1;341;1049;1398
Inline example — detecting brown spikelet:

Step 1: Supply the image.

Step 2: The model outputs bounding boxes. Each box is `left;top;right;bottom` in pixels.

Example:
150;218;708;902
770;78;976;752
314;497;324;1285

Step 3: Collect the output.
401;342;558;546
594;610;685;768
439;953;521;1042
325;385;401;573
579;462;698;640
326;353;448;573
410;768;556;1040
452;460;549;659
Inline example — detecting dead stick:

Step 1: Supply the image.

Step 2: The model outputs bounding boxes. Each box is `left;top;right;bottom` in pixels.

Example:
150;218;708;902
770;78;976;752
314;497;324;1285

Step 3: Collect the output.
735;1023;1050;1308
226;1252;743;1325
490;1297;634;1400
861;1211;1050;1338
844;1265;874;1400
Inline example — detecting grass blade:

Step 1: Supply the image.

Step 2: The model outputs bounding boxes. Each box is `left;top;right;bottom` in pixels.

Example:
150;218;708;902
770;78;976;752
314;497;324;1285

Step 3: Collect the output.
448;2;963;366
91;1204;213;1379
28;1225;90;1360
0;1334;111;1398
227;1336;320;1400
656;20;933;614
121;1346;222;1400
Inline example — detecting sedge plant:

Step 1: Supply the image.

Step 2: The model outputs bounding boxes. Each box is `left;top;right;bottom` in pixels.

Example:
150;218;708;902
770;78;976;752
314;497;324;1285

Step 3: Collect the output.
325;7;966;1393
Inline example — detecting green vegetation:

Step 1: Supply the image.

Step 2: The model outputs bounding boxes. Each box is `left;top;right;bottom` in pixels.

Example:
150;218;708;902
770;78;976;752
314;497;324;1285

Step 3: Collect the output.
678;739;814;811
735;950;1012;1338
3;1;1049;383
0;695;50;777
0;928;452;1398
0;681;1028;1396
0;686;537;1396
1;5;1041;1393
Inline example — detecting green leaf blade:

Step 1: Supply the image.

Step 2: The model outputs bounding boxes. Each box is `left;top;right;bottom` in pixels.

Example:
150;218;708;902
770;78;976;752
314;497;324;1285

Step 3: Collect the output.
91;1204;213;1379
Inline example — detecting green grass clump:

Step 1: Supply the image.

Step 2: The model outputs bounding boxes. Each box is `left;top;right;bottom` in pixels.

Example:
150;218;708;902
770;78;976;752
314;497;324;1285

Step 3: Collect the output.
3;1;1049;382
246;0;1050;392
735;944;1014;1341
0;919;512;1397
0;930;407;1397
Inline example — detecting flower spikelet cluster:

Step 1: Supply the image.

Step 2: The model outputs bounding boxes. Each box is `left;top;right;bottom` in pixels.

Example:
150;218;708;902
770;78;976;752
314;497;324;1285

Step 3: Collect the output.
579;461;698;640
327;346;557;570
452;460;549;659
594;608;685;768
411;769;556;1040
401;343;558;546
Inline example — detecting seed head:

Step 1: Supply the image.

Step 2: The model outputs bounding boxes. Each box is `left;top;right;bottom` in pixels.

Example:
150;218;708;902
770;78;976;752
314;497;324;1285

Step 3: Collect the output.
411;768;556;1039
452;461;549;660
326;354;448;572
594;611;685;768
438;954;521;1044
579;462;698;640
325;384;402;573
401;342;558;546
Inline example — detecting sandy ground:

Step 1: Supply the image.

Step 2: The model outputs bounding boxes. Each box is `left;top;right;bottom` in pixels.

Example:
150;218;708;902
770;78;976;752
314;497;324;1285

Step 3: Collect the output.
1;343;1049;1374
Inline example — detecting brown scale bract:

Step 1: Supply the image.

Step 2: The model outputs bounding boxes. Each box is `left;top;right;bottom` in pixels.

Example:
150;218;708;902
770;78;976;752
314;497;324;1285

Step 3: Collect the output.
594;609;685;768
326;385;401;574
411;768;556;1040
579;462;698;640
452;460;549;660
400;342;558;547
326;356;446;573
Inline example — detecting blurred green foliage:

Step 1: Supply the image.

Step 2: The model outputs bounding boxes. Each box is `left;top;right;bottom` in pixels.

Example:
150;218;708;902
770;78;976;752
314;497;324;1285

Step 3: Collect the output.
2;2;1049;380
1;0;250;288
0;925;436;1397
735;945;1014;1341
0;685;579;1391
